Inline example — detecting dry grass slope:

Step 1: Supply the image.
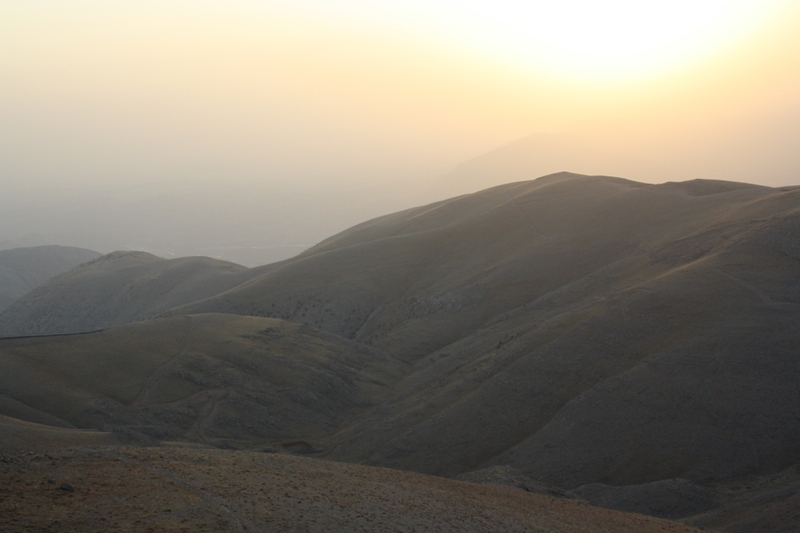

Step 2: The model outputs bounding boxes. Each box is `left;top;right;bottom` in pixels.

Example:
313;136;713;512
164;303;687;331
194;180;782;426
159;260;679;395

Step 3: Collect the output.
0;446;705;533
0;245;101;312
162;174;800;490
0;314;405;451
0;252;250;335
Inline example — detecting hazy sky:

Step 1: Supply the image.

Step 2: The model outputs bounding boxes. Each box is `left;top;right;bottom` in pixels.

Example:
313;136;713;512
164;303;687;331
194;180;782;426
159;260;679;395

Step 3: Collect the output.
3;1;799;188
1;1;799;261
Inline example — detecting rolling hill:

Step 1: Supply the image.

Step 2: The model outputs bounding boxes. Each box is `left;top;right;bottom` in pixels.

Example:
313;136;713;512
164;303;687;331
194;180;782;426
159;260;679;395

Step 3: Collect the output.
164;173;800;488
0;245;100;312
0;252;250;336
0;313;404;451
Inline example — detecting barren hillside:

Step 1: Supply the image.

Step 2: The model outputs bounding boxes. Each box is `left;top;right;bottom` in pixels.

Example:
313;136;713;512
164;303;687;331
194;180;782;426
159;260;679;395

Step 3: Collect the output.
0;252;249;335
0;446;704;533
0;245;100;312
0;314;404;450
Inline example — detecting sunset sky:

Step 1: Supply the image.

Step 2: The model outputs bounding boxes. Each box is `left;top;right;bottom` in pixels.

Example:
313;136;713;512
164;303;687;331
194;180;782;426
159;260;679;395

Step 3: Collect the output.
1;0;799;266
3;0;799;194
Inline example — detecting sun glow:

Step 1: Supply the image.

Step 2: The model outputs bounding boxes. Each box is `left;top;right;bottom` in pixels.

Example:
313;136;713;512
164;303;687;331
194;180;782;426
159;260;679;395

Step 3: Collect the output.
423;0;793;79
279;0;792;81
2;0;799;191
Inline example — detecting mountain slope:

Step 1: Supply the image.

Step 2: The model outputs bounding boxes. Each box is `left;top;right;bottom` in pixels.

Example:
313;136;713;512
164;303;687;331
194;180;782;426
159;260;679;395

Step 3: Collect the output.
175;173;785;361
0;252;249;335
0;313;404;450
167;173;800;489
0;245;101;312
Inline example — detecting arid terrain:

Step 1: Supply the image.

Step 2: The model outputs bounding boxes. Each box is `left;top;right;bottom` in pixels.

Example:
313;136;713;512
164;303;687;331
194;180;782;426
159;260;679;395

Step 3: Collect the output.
1;173;798;531
0;245;100;312
0;252;249;336
1;446;706;533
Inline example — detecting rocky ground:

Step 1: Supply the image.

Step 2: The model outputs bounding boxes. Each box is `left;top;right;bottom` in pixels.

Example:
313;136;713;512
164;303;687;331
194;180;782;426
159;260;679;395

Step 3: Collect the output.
0;446;704;533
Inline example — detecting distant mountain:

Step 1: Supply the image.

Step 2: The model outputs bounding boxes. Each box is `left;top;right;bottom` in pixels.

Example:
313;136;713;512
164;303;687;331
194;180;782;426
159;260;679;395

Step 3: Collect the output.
434;131;633;195
0;251;254;336
0;245;101;312
0;178;429;267
435;107;800;198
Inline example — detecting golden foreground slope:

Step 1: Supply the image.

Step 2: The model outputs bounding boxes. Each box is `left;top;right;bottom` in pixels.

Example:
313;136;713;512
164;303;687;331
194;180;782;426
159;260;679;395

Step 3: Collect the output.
0;446;703;533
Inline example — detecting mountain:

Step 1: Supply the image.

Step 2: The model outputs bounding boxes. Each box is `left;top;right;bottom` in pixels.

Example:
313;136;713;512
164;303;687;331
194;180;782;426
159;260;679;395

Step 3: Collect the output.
0;251;250;336
435;107;800;198
0;177;430;267
435;131;633;195
0;245;100;312
2;172;798;531
165;173;800;489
